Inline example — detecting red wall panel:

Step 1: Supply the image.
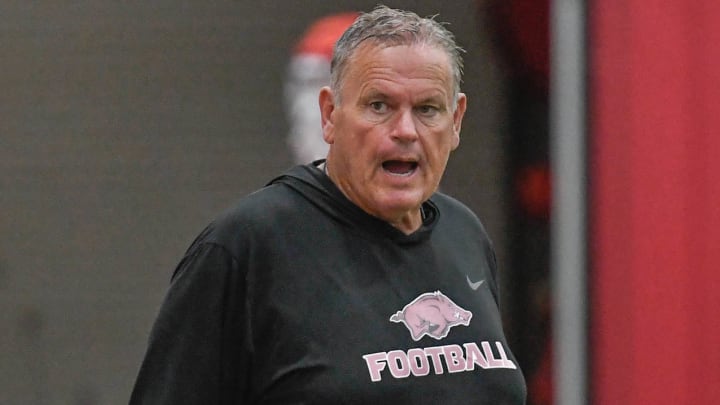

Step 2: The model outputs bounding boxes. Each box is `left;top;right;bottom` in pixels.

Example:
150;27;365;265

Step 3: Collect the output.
590;1;720;403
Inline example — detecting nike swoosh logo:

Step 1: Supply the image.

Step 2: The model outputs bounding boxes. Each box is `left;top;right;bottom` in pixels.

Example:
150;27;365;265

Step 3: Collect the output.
466;275;485;290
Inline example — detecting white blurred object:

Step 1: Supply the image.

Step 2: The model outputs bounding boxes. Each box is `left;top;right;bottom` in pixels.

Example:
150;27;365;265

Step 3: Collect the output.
285;54;332;164
283;12;358;164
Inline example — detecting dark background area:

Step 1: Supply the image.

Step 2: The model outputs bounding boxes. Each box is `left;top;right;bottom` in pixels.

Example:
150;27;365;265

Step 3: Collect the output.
0;1;550;404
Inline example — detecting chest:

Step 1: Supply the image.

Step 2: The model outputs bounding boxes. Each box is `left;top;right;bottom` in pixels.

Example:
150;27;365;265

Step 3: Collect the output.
244;235;526;404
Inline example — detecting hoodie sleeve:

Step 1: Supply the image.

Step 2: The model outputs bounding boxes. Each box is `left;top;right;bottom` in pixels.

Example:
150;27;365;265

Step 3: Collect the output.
129;242;250;405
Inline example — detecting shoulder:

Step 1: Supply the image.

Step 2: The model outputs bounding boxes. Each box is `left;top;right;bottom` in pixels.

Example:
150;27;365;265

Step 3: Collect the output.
187;182;308;259
429;192;495;260
430;192;488;236
220;182;305;224
430;192;500;294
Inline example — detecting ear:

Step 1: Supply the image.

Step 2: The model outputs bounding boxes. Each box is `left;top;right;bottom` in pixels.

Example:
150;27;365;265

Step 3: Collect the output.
450;93;467;151
319;86;336;144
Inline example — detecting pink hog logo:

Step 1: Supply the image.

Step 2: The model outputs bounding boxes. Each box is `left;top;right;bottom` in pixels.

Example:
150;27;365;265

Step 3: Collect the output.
390;291;472;341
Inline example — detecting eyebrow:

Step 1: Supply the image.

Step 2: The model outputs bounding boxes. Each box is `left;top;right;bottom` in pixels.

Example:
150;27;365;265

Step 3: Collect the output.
362;89;446;104
416;95;445;104
361;88;389;100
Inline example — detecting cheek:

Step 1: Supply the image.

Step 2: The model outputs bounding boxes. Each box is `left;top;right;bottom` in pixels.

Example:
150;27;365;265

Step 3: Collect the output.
342;123;378;153
441;124;461;154
426;131;456;158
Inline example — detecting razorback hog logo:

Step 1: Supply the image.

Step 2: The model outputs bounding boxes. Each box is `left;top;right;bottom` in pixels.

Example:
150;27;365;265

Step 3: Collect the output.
390;291;472;341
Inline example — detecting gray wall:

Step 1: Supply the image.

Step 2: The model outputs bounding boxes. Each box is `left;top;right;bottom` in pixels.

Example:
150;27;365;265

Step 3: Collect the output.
0;1;508;403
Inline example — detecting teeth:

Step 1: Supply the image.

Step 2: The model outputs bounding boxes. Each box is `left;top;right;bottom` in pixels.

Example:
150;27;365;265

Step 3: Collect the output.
382;160;417;176
386;169;414;177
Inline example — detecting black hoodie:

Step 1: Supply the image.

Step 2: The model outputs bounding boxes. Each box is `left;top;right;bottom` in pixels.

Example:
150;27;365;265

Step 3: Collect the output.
130;162;527;404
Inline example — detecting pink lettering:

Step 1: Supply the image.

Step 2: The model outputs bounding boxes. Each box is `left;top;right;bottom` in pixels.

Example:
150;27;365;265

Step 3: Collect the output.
442;344;467;373
463;342;489;370
482;341;507;368
495;341;518;369
362;352;388;382
362;341;517;382
387;350;411;379
424;346;445;374
407;348;430;376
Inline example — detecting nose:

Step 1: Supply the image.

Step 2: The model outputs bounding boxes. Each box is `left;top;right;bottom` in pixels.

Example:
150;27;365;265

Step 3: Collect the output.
390;109;418;143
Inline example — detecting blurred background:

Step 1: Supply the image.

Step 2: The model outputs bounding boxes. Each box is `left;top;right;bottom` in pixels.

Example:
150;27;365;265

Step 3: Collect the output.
2;1;718;404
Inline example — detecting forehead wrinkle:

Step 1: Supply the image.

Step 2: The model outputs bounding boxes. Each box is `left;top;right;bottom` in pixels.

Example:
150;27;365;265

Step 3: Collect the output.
358;79;452;109
342;44;455;106
356;80;450;106
356;44;450;74
356;66;452;98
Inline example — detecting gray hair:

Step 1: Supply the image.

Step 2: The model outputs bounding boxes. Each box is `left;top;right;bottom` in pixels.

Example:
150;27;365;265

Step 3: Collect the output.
330;5;465;105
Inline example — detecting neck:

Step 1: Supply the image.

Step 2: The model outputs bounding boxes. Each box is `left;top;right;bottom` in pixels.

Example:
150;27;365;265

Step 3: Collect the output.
389;209;424;235
323;158;423;235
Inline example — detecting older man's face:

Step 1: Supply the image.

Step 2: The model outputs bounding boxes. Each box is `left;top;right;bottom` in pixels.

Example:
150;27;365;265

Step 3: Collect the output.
320;43;466;232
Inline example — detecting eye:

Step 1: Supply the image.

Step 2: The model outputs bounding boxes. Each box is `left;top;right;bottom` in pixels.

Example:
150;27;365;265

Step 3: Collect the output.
417;105;439;117
370;101;388;113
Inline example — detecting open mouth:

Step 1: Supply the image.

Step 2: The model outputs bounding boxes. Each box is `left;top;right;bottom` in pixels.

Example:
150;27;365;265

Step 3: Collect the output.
382;160;418;176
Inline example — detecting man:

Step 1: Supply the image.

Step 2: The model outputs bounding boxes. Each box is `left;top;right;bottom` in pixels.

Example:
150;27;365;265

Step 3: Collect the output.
130;6;526;404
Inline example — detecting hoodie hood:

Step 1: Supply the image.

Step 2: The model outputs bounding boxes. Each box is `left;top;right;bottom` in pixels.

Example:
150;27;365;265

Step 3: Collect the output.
268;161;438;245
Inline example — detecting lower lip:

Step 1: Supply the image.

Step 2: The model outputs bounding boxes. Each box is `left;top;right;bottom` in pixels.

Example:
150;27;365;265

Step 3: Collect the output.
382;166;418;180
385;169;415;177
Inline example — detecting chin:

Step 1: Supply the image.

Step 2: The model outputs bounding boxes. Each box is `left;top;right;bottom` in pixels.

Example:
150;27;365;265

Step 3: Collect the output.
375;191;425;214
